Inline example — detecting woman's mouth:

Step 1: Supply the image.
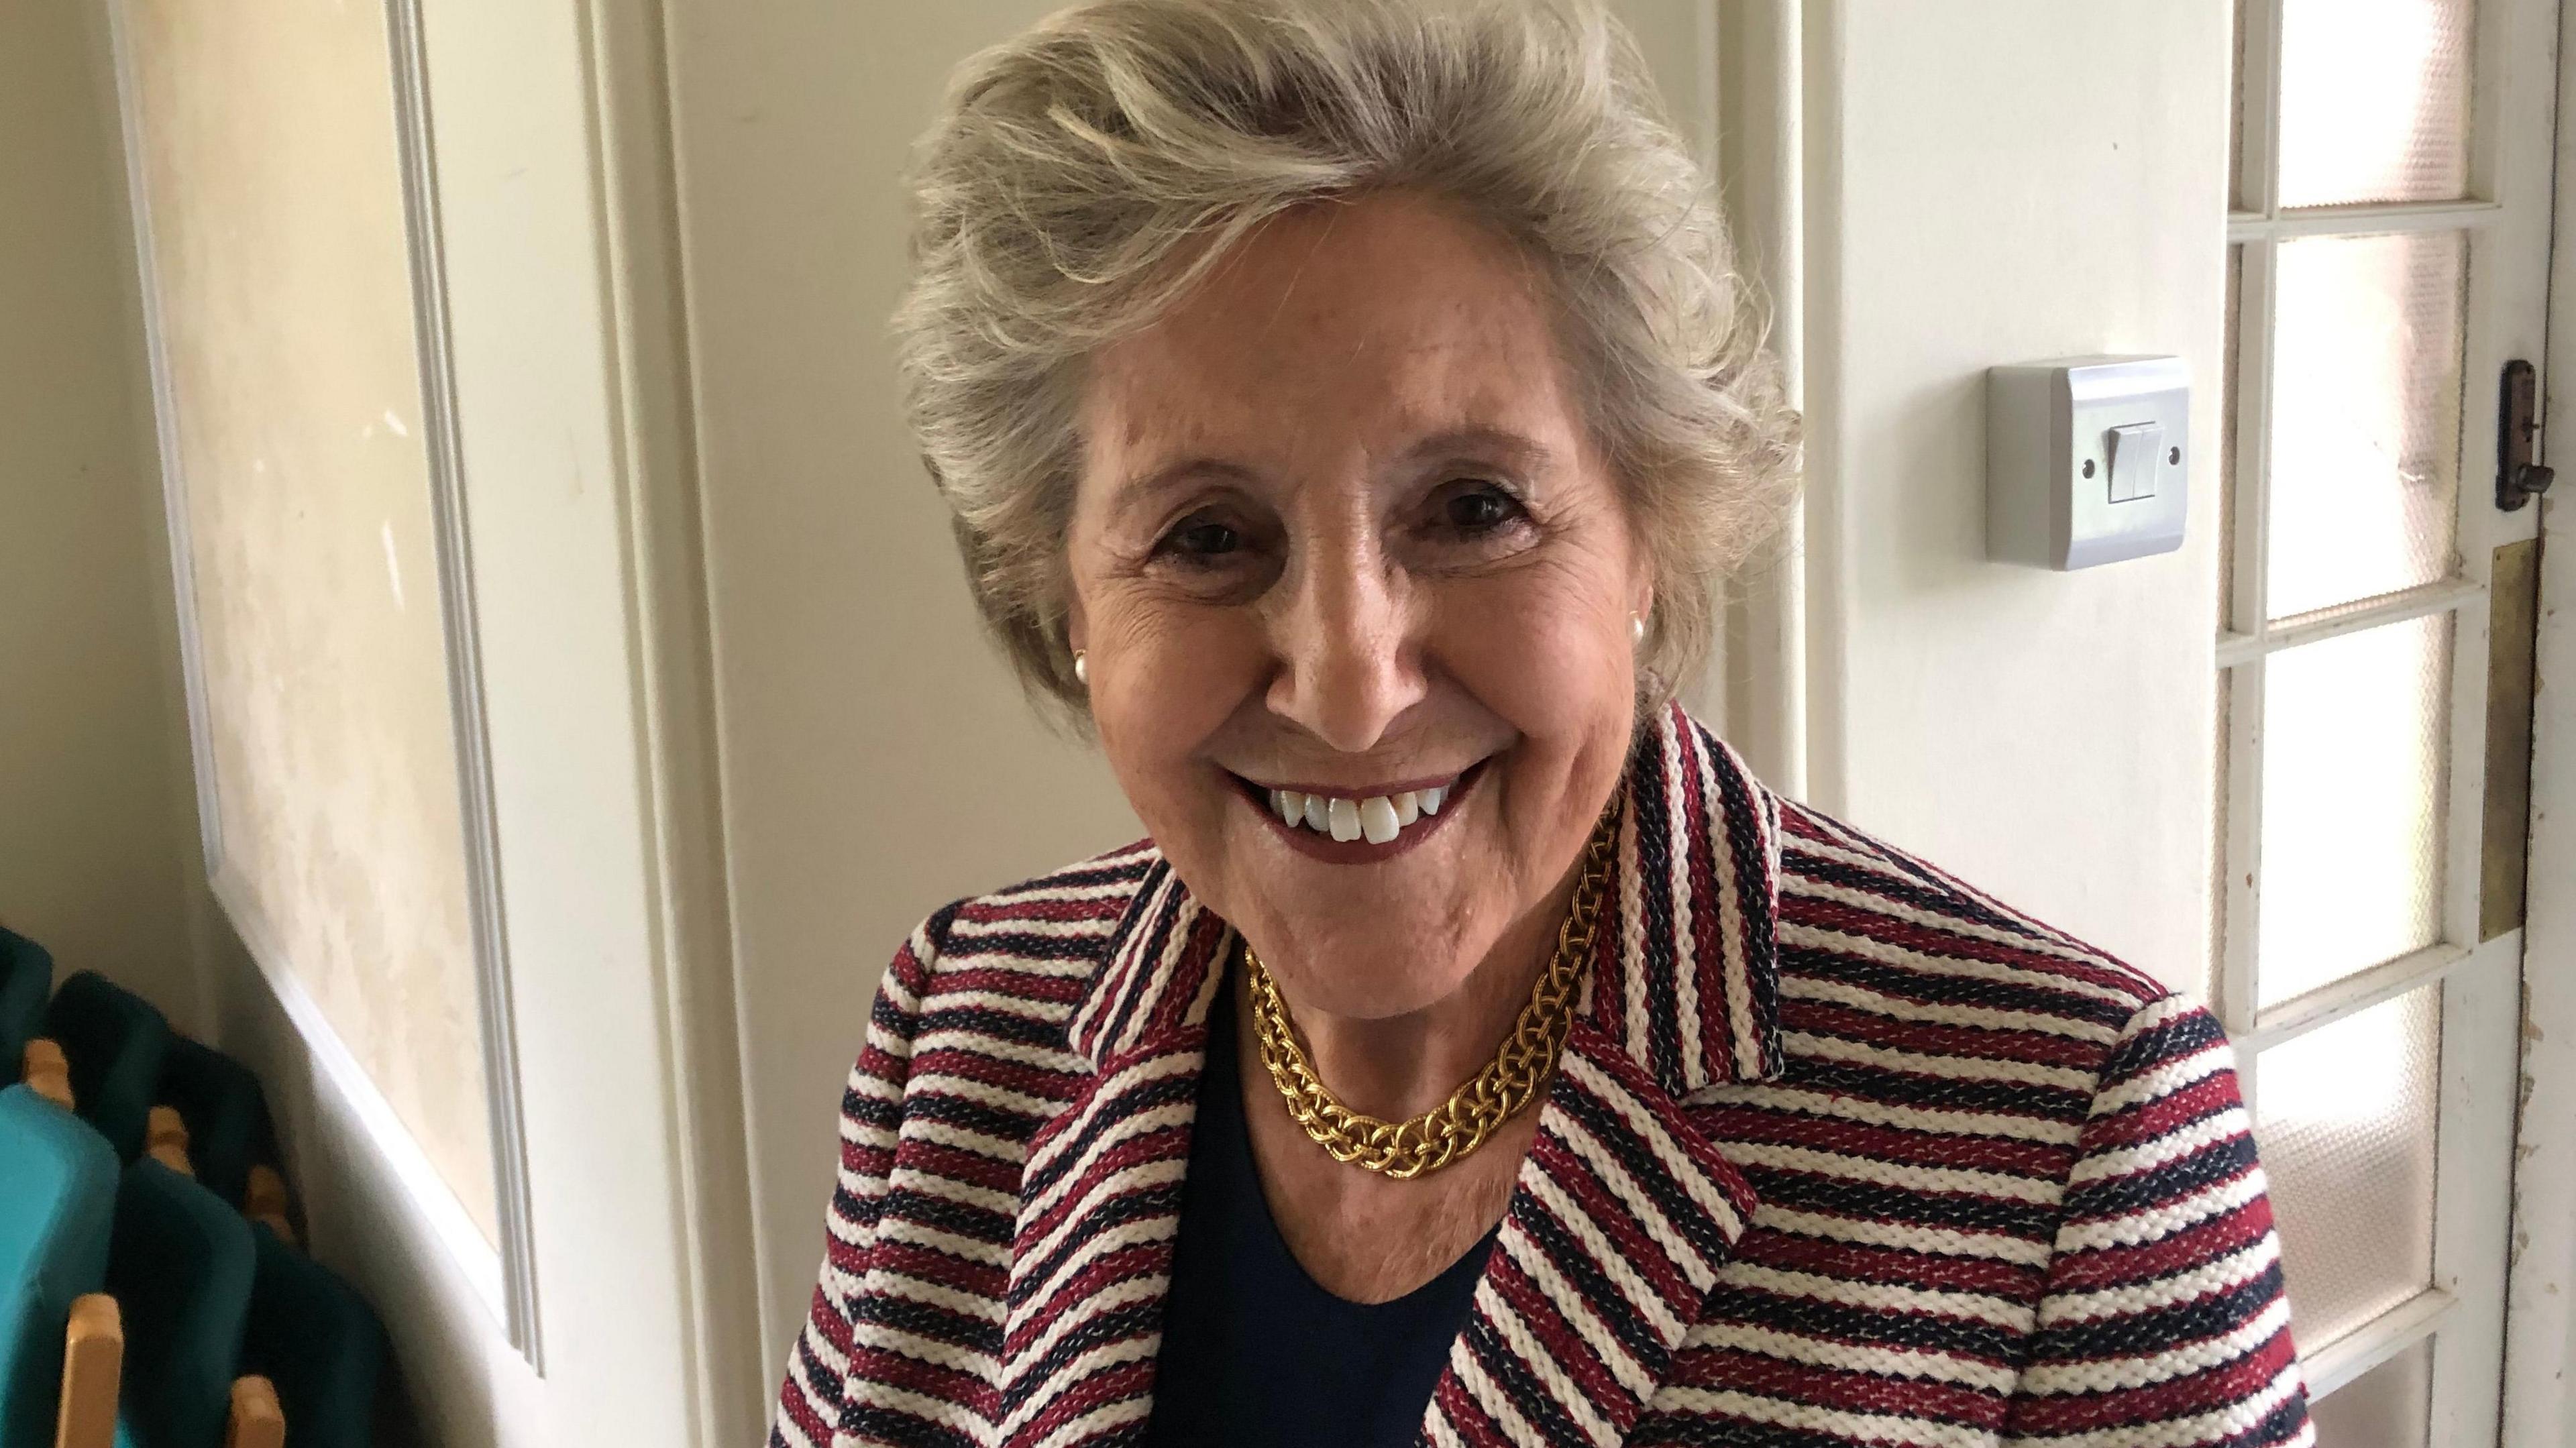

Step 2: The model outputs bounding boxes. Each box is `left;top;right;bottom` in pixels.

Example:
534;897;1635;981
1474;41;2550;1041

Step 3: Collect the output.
1231;761;1487;860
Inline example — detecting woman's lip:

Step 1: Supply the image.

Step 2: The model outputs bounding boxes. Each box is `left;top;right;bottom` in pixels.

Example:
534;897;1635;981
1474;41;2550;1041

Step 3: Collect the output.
1236;760;1487;865
1232;769;1470;799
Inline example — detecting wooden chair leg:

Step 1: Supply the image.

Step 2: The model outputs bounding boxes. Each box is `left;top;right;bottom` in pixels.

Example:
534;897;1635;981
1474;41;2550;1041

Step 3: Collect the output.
23;1038;72;1111
56;1293;121;1448
145;1105;193;1178
224;1375;284;1448
244;1164;298;1248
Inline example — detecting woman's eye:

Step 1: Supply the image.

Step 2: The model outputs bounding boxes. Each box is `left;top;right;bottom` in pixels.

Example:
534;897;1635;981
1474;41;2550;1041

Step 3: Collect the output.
1159;518;1243;563
1440;484;1525;535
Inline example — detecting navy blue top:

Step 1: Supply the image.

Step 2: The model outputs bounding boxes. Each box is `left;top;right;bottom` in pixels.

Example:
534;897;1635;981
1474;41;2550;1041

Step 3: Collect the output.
1143;970;1495;1447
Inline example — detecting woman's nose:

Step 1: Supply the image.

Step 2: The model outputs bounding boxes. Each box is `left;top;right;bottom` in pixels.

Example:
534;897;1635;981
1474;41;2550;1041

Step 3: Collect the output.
1265;544;1427;755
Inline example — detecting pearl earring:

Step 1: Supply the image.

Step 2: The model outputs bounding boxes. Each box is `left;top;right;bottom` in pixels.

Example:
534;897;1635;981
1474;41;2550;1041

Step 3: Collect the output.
1631;614;1646;645
1073;649;1089;686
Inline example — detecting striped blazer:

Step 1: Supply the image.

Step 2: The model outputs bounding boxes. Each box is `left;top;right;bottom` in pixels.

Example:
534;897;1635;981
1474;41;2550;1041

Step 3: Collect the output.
771;704;2313;1448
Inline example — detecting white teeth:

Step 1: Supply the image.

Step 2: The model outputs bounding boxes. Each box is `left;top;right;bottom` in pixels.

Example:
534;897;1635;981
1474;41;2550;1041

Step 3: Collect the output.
1326;796;1362;842
1266;780;1459;840
1358;795;1400;844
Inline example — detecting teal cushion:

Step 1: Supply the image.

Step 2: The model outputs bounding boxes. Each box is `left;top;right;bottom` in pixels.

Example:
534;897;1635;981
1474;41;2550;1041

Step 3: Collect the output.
42;973;170;1163
0;1085;119;1448
242;1225;384;1447
157;1040;274;1210
0;929;49;1082
105;1160;255;1448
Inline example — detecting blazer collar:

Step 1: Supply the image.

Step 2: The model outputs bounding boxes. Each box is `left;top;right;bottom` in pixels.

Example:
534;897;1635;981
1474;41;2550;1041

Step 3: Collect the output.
1004;704;1782;1445
1063;701;1786;1093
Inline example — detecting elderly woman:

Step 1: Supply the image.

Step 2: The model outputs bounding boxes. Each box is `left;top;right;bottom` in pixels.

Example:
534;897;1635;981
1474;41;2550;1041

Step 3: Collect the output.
771;2;2310;1446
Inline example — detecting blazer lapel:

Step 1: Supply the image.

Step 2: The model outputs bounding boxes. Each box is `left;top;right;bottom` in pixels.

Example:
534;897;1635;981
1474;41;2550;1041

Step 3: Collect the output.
996;859;1228;1447
1425;1021;1761;1448
1421;705;1787;1448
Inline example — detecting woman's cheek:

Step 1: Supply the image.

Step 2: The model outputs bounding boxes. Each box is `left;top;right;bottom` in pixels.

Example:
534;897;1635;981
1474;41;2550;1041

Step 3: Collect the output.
1433;575;1630;739
1089;598;1252;808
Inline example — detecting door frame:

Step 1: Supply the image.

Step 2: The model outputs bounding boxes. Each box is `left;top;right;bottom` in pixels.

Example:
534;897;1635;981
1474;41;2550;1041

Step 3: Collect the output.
2502;4;2575;1441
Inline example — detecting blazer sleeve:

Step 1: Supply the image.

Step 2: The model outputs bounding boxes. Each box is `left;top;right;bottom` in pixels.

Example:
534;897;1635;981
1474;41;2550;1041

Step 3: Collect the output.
2002;994;2315;1447
767;908;949;1448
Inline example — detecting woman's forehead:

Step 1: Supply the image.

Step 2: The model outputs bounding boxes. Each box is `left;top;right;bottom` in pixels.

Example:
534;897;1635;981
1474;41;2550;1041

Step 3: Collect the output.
1113;192;1552;368
1079;196;1582;485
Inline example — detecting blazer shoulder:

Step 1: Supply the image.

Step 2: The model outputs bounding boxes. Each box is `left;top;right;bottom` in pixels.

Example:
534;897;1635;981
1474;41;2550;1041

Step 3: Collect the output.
908;838;1165;1002
1769;795;2178;1027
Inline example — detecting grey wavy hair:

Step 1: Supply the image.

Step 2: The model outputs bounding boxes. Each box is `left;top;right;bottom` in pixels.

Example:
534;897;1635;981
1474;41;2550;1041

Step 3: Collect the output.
897;0;1801;714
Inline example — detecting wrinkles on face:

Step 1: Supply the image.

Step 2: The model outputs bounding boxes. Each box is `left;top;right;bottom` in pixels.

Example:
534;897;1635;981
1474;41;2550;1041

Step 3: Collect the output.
1065;190;1647;1096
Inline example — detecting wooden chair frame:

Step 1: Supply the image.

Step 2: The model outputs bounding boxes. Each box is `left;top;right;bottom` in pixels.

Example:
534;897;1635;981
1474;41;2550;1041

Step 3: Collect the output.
37;1093;292;1448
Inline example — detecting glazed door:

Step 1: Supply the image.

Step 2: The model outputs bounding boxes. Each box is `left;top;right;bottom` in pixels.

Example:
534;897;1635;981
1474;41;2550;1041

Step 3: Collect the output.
2217;0;2558;1439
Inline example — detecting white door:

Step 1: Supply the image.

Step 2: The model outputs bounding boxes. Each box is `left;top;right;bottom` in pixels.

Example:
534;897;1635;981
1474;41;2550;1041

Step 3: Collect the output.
2219;0;2557;1440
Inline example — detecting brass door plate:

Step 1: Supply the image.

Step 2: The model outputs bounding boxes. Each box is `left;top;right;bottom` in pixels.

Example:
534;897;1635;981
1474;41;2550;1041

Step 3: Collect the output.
2483;537;2544;940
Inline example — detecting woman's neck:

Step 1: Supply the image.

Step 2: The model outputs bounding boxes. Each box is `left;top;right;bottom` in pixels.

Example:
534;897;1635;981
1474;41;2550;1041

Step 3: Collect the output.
1265;867;1580;1123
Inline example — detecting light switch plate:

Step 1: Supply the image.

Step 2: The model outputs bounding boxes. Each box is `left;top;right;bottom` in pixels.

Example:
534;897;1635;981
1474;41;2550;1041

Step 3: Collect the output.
1986;355;2191;569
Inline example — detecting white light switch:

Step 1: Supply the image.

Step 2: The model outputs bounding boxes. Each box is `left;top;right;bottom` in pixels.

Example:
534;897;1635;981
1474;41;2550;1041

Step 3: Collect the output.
1986;356;2190;570
2106;421;2163;504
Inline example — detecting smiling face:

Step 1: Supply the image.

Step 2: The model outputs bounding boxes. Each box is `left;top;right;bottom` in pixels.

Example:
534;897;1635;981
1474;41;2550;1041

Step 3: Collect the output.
1066;190;1650;1022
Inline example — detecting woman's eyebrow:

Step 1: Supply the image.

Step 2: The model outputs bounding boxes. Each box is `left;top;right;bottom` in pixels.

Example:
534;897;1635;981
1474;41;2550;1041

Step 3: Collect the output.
1108;425;1555;524
1109;457;1262;526
1393;425;1557;474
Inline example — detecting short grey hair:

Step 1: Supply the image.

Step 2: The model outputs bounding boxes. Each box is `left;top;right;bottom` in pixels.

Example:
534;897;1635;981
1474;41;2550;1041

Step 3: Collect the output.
897;0;1800;714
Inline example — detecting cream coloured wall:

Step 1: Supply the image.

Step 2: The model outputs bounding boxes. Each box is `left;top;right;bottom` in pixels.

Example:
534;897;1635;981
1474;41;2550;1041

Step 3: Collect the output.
0;0;206;1032
662;3;1139;1375
1801;0;2230;998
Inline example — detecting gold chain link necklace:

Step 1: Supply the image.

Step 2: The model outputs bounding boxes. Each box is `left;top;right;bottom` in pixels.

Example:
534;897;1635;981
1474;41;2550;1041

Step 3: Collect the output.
1242;807;1619;1180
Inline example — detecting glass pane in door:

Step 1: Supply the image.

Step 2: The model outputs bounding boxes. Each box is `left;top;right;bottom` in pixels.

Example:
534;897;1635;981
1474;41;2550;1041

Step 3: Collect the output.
2267;231;2465;620
2257;616;2452;1005
2256;986;2442;1351
2278;0;2475;207
2309;1337;2433;1448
